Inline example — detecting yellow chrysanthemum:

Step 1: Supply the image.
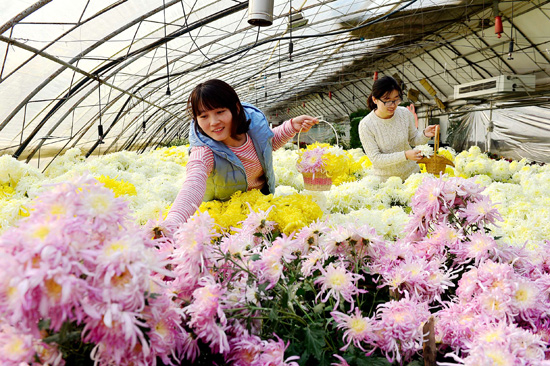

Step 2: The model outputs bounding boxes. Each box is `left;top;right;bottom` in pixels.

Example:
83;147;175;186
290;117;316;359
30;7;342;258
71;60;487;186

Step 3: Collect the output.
0;183;15;199
299;143;355;186
96;175;137;197
198;190;322;235
437;148;454;162
158;145;189;166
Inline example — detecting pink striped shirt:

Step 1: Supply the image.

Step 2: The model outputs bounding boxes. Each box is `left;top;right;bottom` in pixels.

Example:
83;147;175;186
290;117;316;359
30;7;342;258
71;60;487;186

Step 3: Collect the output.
164;120;297;230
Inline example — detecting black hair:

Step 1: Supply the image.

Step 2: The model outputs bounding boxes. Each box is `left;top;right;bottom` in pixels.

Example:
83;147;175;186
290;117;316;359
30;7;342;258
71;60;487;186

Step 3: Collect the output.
188;79;250;136
367;76;403;111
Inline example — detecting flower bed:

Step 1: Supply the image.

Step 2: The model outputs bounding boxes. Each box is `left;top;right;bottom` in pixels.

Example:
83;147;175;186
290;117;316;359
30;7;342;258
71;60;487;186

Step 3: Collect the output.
0;145;549;365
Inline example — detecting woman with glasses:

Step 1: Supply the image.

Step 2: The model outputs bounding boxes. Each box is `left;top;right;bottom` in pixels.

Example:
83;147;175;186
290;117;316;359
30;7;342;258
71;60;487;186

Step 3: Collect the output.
359;75;438;181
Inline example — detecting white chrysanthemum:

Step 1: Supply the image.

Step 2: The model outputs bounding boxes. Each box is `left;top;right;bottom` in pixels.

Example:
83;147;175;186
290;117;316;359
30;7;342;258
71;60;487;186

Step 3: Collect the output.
274;185;299;197
326;178;381;214
0;155;42;186
416;144;434;158
346;148;366;160
473;174;493;187
490;160;512;182
327;207;408;240
0;197;32;233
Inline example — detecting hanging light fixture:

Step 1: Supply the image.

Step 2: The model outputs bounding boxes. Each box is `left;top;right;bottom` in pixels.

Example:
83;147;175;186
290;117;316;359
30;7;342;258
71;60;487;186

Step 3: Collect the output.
248;0;274;27
288;11;309;30
494;0;503;38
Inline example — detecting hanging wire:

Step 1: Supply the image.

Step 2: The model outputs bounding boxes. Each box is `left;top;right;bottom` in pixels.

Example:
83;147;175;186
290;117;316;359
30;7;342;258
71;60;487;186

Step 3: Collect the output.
163;0;171;96
289;0;294;61
180;0;260;65
97;80;104;144
508;0;515;60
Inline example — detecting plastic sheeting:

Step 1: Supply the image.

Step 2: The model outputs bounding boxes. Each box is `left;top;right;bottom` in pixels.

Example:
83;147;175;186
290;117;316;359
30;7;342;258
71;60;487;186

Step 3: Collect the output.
448;104;550;164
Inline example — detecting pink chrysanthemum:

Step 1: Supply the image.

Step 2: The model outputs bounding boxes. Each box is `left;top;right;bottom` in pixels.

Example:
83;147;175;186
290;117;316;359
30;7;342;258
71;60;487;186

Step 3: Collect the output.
377;256;456;303
314;262;365;310
373;296;431;364
331;308;375;351
435;301;490;349
458;195;502;227
185;277;229;354
331;354;350;366
0;324;36;364
297;147;327;174
449;322;549;366
451;232;498;266
301;247;328;277
225;332;263;366
255;334;300;366
253;234;297;289
294;220;329;255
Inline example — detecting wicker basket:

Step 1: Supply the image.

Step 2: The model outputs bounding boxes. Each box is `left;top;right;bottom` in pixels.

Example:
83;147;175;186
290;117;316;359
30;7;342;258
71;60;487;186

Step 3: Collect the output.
297;119;339;191
417;125;454;176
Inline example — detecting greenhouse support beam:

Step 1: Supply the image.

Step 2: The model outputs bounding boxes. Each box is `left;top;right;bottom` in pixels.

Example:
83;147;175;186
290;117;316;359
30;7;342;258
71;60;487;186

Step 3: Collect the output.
0;0;53;34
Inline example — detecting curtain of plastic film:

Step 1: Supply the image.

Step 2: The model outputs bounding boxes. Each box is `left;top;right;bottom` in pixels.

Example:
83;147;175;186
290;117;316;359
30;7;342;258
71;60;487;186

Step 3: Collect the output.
448;104;550;164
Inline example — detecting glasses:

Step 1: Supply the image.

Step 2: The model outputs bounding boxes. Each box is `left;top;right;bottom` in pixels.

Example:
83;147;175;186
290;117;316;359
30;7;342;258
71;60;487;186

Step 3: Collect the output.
379;98;402;107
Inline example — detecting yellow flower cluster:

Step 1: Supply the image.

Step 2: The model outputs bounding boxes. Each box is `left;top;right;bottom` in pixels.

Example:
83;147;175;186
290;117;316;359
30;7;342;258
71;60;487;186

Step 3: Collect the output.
198;189;323;235
158;146;189;166
96;175;137;197
301;143;371;186
0;183;14;199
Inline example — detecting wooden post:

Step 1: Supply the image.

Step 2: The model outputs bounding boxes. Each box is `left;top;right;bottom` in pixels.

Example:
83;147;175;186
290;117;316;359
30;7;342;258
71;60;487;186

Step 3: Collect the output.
423;316;436;366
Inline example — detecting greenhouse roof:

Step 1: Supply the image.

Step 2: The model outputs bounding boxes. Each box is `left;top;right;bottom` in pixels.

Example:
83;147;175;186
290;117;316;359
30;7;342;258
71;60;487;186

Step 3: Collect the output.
1;0;549;169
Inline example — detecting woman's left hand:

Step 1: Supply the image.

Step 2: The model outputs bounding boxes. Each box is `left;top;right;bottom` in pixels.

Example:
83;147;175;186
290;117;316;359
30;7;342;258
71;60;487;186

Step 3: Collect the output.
423;125;439;138
291;115;319;133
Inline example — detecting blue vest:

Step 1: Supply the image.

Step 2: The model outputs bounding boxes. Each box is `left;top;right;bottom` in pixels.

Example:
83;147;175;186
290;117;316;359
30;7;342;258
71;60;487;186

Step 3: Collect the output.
188;103;276;202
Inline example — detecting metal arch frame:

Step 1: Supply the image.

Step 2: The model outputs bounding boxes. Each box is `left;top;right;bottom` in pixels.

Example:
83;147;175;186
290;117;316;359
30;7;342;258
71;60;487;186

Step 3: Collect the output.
17;0;250;162
23;1;422;157
2;0;540;163
501;15;550;77
0;35;181;160
0;0;53;34
0;0;128;85
121;27;374;152
0;0;182;134
7;0;424;159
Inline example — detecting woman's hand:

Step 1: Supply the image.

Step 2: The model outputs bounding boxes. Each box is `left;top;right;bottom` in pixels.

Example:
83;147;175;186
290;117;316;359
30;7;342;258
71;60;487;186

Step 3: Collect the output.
291;115;319;133
423;125;438;138
405;149;423;162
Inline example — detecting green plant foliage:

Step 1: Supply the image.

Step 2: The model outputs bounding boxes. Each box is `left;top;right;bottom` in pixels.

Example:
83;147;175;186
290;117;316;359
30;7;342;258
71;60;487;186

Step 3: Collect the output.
160;137;189;147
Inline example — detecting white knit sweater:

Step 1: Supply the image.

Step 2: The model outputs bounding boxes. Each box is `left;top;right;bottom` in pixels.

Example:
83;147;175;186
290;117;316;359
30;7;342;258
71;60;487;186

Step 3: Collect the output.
358;106;429;181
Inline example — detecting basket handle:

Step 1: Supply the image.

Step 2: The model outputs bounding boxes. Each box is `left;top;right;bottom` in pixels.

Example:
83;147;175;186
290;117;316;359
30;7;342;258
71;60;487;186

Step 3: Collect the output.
433;125;440;154
296;118;339;148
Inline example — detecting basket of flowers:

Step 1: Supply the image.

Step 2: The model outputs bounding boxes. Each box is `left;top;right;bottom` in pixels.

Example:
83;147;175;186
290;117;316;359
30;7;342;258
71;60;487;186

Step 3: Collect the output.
417;125;454;176
296;120;340;191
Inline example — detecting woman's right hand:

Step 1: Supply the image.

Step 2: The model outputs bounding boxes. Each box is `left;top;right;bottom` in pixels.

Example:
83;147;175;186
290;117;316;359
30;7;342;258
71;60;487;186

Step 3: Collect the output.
405;149;423;161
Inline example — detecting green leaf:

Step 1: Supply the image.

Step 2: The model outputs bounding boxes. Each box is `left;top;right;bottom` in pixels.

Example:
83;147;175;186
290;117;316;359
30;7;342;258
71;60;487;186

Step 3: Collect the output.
268;307;278;322
281;290;289;308
271;229;281;239
38;318;51;331
304;323;326;360
405;360;424;366
355;356;391;366
250;253;261;261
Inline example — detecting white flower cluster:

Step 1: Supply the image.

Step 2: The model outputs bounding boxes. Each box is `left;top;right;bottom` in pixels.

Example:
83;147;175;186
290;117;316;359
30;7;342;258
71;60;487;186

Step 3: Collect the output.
454;146;528;182
0;143;548;249
415;144;434;158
